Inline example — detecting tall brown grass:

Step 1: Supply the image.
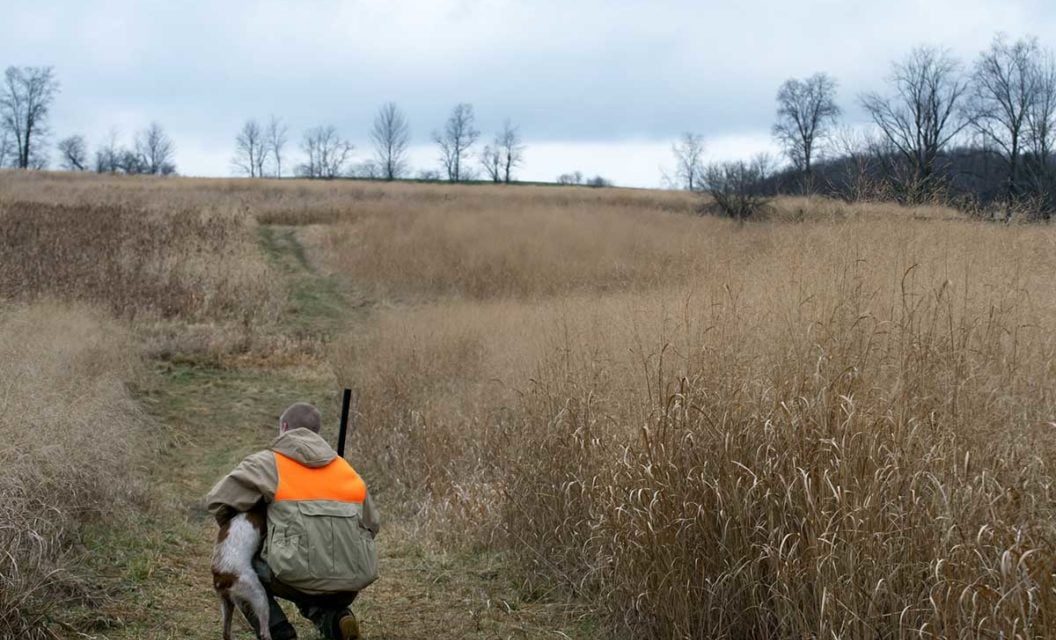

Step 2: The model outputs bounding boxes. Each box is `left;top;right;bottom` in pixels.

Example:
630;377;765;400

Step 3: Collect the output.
0;199;278;323
0;303;147;640
310;190;964;302
0;177;288;362
0;170;697;226
333;214;1056;638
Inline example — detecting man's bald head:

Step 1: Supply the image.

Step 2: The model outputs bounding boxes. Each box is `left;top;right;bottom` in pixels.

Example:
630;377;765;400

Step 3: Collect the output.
279;402;322;434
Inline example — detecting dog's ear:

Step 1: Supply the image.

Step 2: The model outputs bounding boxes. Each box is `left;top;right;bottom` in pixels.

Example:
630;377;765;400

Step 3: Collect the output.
216;518;232;543
214;504;238;528
245;505;267;533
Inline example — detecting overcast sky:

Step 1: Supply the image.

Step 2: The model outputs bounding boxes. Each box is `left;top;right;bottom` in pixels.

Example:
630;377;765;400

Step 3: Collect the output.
3;0;1056;186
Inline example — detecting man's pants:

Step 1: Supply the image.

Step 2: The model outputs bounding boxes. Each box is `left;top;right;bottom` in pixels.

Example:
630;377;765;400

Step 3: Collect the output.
250;557;358;639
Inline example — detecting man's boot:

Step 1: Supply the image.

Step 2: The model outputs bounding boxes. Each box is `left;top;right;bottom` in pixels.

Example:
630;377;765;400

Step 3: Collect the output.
335;610;360;640
304;606;360;640
299;608;361;640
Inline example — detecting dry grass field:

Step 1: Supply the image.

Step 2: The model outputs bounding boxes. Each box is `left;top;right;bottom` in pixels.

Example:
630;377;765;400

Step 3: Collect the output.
324;186;1056;637
0;304;147;638
2;170;1056;639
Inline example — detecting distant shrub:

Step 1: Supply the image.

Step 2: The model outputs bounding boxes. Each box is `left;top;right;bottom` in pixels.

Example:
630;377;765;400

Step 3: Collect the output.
556;171;583;185
702;154;775;218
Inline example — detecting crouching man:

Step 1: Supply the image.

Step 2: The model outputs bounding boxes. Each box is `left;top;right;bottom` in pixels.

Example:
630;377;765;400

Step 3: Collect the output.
206;403;380;640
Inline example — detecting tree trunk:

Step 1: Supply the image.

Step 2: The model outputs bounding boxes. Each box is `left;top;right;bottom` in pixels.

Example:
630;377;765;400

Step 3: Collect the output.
20;128;30;169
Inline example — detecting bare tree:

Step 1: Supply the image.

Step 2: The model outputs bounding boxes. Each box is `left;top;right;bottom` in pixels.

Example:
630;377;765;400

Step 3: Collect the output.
1027;52;1056;165
370;102;410;181
266;116;288;178
0;66;59;169
298;125;353;179
480;143;502;182
57;135;87;171
94;128;121;173
233;120;267;177
434;103;479;182
671;132;706;191
481;121;524;183
967;35;1043;214
1024;50;1056;215
773;73;840;192
135;122;175;175
861;46;970;201
497;120;524;183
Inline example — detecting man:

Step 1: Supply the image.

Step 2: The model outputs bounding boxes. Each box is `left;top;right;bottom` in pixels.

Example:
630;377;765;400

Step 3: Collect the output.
206;402;380;640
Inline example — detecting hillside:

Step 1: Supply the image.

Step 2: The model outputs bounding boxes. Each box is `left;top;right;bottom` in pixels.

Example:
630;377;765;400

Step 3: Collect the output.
2;172;1055;639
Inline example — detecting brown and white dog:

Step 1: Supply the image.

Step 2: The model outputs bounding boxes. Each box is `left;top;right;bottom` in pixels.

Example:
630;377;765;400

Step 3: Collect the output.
212;508;271;640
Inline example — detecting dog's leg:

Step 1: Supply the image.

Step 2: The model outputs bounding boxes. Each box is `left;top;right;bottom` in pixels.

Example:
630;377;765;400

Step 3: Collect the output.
247;581;273;640
234;576;273;640
219;593;235;640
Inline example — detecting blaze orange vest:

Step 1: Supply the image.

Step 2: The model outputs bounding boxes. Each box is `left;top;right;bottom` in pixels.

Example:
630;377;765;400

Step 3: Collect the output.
264;450;377;593
273;452;367;504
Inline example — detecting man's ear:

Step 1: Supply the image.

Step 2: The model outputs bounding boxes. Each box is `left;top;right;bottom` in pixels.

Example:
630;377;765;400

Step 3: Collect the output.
280;420;288;434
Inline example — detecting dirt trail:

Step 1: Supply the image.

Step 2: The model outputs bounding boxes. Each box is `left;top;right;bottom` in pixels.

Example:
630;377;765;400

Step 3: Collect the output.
78;226;591;640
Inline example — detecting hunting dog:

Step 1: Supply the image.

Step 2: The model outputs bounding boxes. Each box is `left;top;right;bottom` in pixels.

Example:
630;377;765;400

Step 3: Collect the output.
212;508;271;640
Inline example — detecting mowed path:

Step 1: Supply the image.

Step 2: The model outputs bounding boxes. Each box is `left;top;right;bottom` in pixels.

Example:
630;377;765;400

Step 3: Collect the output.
80;227;591;640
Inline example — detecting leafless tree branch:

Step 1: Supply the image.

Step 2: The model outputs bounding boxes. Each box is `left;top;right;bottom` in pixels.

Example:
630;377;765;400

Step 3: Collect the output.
56;134;87;171
433;103;479;182
0;66;59;169
370;102;410;181
773;73;840;192
860;46;969;201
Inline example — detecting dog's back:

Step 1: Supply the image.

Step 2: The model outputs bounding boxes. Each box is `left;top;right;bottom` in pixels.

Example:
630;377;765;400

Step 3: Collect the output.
212;509;271;640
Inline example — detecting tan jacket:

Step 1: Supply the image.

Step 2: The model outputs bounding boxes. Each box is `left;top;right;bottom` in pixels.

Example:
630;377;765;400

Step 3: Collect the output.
206;428;380;593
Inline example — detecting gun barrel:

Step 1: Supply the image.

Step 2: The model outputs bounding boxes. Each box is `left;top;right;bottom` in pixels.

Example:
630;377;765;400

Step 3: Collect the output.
337;388;352;458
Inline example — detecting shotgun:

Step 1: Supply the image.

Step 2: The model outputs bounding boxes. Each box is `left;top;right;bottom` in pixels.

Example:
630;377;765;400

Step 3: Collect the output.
337;388;353;458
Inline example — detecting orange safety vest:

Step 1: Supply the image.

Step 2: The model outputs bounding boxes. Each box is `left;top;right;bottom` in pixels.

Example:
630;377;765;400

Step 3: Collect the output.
272;452;367;504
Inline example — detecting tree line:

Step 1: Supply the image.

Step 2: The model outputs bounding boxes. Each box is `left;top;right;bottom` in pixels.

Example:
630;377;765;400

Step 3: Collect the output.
0;66;532;183
673;34;1056;219
0;66;177;175
231;102;527;182
10;32;1056;211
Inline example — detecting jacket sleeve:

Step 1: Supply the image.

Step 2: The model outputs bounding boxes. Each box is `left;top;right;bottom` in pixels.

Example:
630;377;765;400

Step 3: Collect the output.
362;491;381;538
205;450;279;523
